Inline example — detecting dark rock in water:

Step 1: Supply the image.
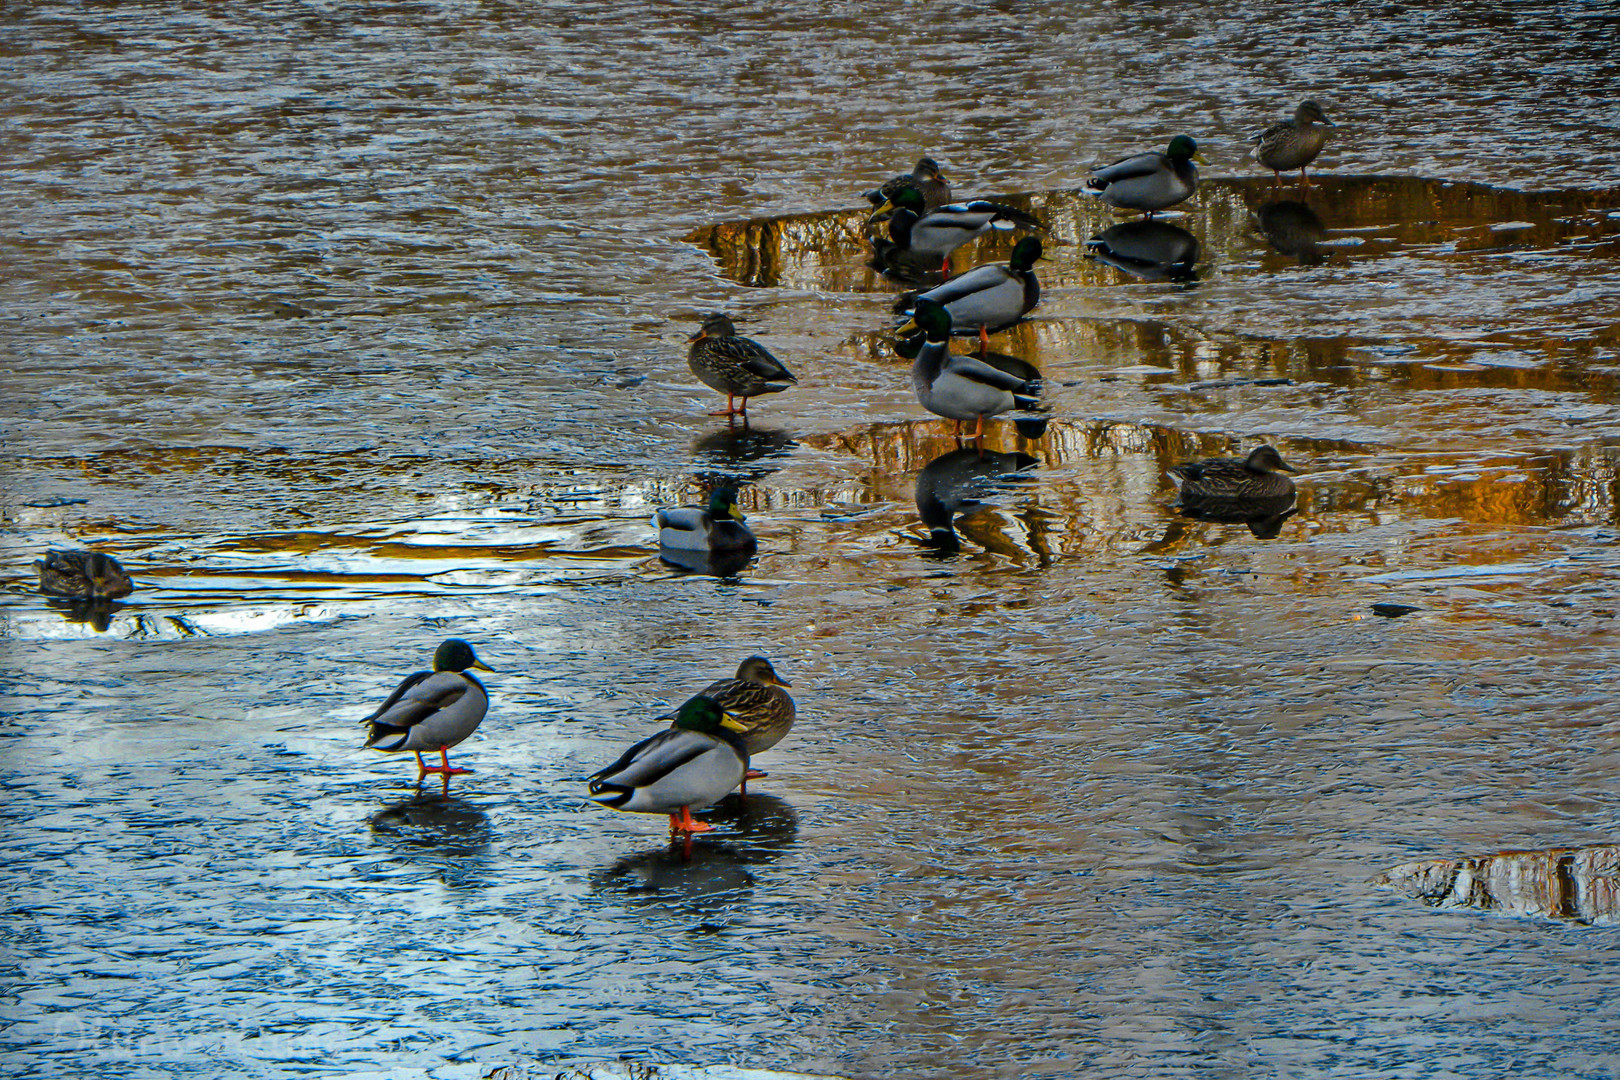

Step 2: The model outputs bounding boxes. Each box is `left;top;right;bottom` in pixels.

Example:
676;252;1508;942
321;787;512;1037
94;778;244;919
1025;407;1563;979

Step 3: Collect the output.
1371;602;1421;618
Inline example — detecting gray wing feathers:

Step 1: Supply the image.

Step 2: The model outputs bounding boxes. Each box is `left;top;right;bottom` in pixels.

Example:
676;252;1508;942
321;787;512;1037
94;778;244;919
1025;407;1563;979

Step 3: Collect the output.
945;353;1031;392
367;671;470;730
1091;152;1166;183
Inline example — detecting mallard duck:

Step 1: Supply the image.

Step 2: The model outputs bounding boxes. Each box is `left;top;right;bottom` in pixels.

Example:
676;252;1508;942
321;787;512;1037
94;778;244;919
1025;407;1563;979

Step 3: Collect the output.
870;186;1043;274
896;236;1042;354
908;299;1039;445
1168;445;1300;502
1250;101;1335;188
687;313;798;417
1086;135;1205;216
588;695;748;836
35;550;133;599
672;656;794;796
865;156;952;216
654;487;756;555
362;639;494;779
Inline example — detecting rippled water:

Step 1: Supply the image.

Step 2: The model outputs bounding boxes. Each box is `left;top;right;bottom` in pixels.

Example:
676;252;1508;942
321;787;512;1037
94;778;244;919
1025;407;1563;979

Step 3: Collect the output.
3;3;1620;1078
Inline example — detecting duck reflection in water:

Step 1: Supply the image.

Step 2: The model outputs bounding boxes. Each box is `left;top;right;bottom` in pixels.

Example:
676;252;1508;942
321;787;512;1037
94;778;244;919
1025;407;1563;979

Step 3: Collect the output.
913;446;1040;554
1255;200;1327;266
369;790;493;888
1085;220;1199;282
46;596;124;633
590;792;800;901
691;424;796;491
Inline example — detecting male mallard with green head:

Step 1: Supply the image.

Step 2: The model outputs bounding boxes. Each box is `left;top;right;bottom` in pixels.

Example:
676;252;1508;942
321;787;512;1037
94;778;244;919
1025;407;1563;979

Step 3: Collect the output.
588;695;749;837
907;299;1039;446
362;639;495;780
870;186;1043;276
896;236;1042;355
654;487;756;555
687;313;798;418
1250;100;1335;188
1086;135;1205;216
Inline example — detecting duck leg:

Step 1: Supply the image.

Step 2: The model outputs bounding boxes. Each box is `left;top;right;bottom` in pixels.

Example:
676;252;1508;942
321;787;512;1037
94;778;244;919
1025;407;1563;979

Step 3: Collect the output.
418;746;473;778
977;324;990;358
973;413;986;452
1298;166;1311;189
668;805;714;836
709;393;742;417
1273;169;1283;189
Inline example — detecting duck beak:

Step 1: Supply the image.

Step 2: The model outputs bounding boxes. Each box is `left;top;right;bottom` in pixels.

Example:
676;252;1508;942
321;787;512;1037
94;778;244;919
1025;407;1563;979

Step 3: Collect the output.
687;329;708;343
719;714;750;733
471;659;495;672
729;505;746;522
868;198;896;223
771;675;792;688
1277;460;1300;474
895;318;919;336
1192;152;1209;165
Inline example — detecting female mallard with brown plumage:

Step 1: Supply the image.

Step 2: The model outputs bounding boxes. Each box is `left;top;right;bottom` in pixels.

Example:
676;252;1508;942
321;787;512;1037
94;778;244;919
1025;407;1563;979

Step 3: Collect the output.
1250;100;1335;188
35;550;134;599
1168;445;1300;504
865;156;952;216
687;313;798;418
668;656;794;796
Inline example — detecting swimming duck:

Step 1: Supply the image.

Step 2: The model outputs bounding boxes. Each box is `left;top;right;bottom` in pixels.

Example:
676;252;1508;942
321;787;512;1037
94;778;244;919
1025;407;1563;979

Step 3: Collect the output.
687;313;798;418
870;186;1043;274
362;639;494;780
865;156;953;216
908;299;1039;445
1086;135;1205;216
1167;445;1300;502
673;656;794;797
896;236;1043;354
35;549;134;599
588;695;748;836
1250;101;1335;188
654;487;756;556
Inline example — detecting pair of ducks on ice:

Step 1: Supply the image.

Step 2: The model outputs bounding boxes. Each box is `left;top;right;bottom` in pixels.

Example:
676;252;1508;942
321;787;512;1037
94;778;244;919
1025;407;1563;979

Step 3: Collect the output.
362;644;795;838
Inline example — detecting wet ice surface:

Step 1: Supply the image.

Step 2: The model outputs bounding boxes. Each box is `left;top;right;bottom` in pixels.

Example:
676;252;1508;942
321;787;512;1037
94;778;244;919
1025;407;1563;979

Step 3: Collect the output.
3;2;1620;1079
